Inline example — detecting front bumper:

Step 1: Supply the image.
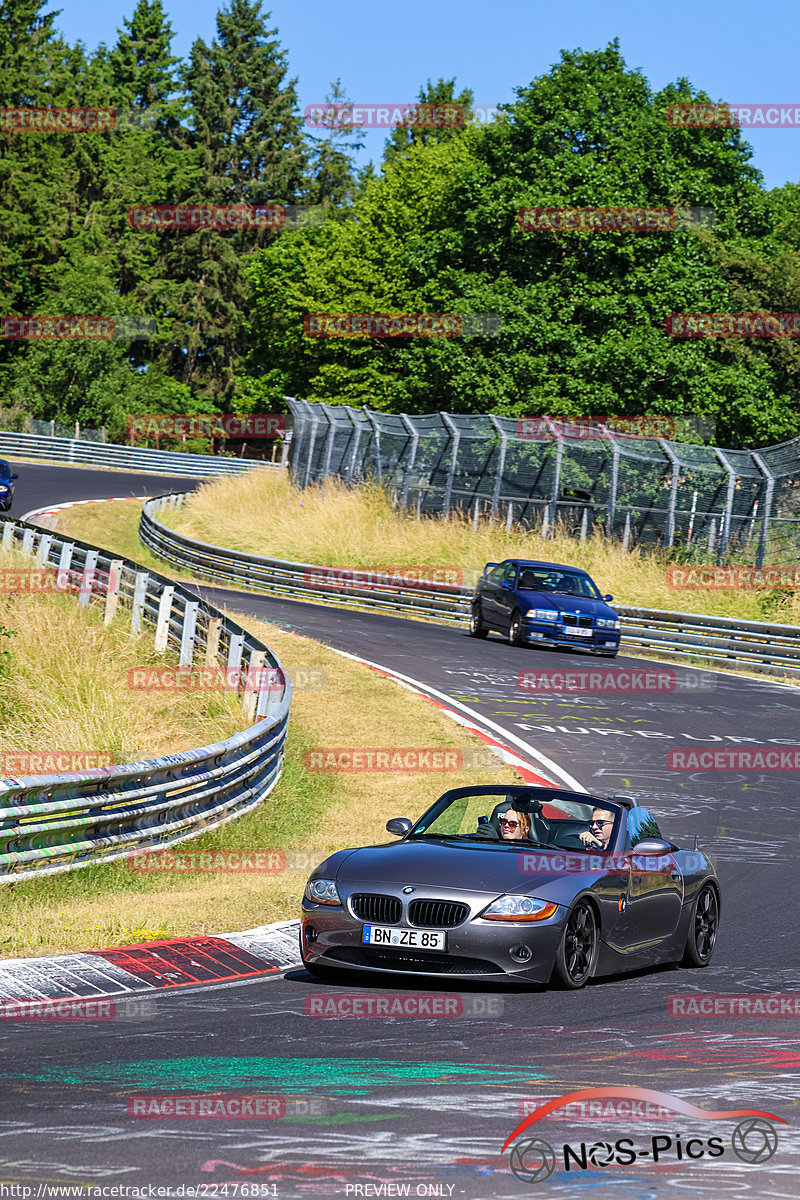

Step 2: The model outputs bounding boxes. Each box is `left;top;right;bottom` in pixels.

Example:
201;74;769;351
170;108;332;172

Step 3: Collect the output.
300;901;565;985
523;623;621;653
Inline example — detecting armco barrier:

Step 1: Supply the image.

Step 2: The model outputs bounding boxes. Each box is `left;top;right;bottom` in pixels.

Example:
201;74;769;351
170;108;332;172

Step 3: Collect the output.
0;515;290;880
0;430;279;478
140;493;800;679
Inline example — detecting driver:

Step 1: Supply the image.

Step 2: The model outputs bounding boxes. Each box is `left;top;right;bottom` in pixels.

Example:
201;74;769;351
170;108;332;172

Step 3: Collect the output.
579;807;615;850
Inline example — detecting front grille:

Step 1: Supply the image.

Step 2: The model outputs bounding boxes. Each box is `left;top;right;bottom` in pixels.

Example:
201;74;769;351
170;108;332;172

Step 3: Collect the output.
350;893;401;924
327;947;500;975
561;613;593;627
408;899;469;928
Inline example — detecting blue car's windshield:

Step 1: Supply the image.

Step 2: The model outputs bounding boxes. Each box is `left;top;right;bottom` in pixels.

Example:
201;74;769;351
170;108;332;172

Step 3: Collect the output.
0;460;10;480
518;569;601;599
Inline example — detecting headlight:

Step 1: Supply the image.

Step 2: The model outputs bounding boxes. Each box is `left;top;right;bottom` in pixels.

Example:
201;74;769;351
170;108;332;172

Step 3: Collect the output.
0;485;8;493
527;609;556;622
596;618;620;629
304;877;341;906
480;894;559;922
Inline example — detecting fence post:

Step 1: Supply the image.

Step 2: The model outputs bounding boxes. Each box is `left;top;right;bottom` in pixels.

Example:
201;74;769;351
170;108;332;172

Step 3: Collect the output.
179;601;199;667
707;518;717;555
751;452;775;569
488;415;508;520
205;616;222;665
227;631;245;682
130;571;149;634
622;512;631;551
104;560;123;625
659;439;680;547
580;507;588;542
242;648;266;723
78;549;99;607
154;586;175;652
400;415;419;508
549;435;564;528
607;442;620;536
364;408;383;484
56;541;74;584
35;533;53;567
506;503;513;531
441;413;460;518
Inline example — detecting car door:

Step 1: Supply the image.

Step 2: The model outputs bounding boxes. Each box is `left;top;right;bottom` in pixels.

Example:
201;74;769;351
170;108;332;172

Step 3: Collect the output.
495;562;519;631
479;564;507;629
618;849;684;952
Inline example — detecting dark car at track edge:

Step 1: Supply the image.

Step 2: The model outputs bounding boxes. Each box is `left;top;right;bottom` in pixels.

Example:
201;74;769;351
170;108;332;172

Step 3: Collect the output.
300;785;720;989
469;558;621;656
0;460;18;512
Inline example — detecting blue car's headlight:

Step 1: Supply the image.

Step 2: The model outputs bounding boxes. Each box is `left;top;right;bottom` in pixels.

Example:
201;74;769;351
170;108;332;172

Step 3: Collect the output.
304;877;342;906
0;485;9;493
527;609;557;622
596;618;621;629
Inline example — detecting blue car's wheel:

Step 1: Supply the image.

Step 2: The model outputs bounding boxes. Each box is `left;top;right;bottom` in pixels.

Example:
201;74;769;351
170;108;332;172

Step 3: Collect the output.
553;900;598;989
681;883;719;967
508;609;524;646
469;603;489;638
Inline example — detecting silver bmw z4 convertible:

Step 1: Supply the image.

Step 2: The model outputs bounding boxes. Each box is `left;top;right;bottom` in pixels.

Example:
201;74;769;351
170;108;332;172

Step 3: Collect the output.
300;785;720;989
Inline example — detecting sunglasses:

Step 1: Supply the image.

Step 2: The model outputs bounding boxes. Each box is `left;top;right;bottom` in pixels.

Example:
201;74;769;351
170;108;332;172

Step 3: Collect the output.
591;819;612;827
499;817;519;828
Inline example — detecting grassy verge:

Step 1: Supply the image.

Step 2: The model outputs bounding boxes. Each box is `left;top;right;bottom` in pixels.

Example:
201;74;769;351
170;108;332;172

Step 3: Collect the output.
2;612;518;958
150;470;800;626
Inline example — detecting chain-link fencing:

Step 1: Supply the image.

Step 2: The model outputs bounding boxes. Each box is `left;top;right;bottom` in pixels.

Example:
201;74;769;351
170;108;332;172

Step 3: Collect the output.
286;399;800;567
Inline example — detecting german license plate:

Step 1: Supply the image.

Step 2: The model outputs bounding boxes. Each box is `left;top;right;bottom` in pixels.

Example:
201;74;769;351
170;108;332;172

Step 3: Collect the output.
562;626;592;637
362;925;447;951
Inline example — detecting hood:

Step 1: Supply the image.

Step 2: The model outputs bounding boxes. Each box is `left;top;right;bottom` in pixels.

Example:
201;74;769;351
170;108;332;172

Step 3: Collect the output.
520;593;616;618
330;838;597;896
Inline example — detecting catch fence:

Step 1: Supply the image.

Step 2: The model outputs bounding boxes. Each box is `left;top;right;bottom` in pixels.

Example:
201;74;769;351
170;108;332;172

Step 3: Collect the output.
287;400;800;567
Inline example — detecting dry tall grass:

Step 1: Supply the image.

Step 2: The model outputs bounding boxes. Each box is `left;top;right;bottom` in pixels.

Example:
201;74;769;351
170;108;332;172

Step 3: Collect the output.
0;547;242;766
161;470;800;624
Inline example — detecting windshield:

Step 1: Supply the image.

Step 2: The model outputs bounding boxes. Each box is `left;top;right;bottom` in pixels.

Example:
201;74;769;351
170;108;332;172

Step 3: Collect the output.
517;568;601;599
409;789;622;852
0;461;10;479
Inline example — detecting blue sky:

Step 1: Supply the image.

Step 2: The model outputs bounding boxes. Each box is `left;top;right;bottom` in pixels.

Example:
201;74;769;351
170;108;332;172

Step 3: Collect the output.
54;0;800;191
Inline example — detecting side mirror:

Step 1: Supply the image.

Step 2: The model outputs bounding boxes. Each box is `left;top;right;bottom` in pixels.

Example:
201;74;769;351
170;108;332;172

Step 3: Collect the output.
386;817;412;836
631;838;672;855
484;562;498;576
10;474;18;481
604;594;613;602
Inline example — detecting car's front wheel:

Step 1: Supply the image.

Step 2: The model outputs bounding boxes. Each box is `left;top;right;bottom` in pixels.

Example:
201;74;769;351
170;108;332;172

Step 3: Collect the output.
469;603;489;638
681;883;719;967
552;900;598;989
508;610;525;646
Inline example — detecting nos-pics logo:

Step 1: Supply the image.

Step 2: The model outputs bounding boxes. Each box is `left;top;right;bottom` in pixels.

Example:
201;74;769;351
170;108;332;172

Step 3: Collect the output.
502;1087;783;1184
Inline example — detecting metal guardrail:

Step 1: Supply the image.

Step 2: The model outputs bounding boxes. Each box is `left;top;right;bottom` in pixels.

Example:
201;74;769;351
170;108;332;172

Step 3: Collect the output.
140;492;800;680
0;430;279;478
0;515;291;880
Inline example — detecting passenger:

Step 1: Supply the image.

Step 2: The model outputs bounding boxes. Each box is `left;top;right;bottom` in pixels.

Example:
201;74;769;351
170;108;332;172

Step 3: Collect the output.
578;807;615;850
498;808;532;841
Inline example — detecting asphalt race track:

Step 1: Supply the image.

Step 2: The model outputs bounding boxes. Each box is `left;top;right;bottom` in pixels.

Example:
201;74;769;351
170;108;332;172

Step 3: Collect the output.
1;462;799;1199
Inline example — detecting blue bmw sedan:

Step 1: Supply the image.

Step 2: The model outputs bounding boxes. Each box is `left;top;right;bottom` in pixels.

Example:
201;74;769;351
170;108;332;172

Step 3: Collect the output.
469;559;621;656
0;460;18;512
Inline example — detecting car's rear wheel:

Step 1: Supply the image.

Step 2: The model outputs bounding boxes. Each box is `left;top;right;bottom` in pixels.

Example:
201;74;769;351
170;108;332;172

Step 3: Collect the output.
681;883;719;967
469;603;489;638
508;610;524;646
552;900;598;989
